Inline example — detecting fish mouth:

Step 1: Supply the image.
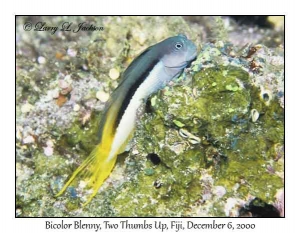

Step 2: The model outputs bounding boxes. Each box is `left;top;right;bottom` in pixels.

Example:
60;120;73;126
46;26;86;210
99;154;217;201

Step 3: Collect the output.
187;50;198;62
185;50;197;68
165;62;188;69
164;50;198;69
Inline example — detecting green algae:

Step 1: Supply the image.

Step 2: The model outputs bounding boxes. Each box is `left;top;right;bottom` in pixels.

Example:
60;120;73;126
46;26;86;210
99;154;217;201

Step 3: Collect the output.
59;112;101;153
173;119;185;128
110;65;284;216
49;64;283;216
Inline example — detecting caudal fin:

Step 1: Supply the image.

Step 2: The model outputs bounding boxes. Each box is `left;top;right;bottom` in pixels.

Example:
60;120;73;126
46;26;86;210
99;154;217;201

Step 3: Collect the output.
55;144;117;207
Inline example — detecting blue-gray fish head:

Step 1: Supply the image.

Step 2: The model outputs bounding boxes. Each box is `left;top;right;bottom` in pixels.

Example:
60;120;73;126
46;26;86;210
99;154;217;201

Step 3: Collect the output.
158;34;197;71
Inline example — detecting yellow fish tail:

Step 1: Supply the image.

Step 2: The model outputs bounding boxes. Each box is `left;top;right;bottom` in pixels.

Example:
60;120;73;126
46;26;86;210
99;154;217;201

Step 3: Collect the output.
55;143;118;207
82;152;117;206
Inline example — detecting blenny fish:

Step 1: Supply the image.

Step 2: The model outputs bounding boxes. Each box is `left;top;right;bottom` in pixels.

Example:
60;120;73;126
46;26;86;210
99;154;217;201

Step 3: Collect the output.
56;34;197;206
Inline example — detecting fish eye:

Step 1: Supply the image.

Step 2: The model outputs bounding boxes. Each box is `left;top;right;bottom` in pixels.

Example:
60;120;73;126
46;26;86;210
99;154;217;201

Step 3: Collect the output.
175;42;183;50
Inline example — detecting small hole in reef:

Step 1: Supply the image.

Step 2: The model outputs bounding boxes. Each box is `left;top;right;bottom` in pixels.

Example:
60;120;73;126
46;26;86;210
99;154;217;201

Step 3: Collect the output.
23;151;32;158
263;93;269;101
238;197;280;217
145;99;153;113
153;180;162;188
147;153;161;165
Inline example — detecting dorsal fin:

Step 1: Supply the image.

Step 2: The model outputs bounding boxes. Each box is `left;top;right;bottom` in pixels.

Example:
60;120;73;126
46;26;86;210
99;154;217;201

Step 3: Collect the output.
117;46;154;85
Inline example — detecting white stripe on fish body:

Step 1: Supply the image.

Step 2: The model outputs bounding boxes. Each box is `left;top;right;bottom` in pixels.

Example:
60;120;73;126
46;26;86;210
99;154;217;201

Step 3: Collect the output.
108;61;171;161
